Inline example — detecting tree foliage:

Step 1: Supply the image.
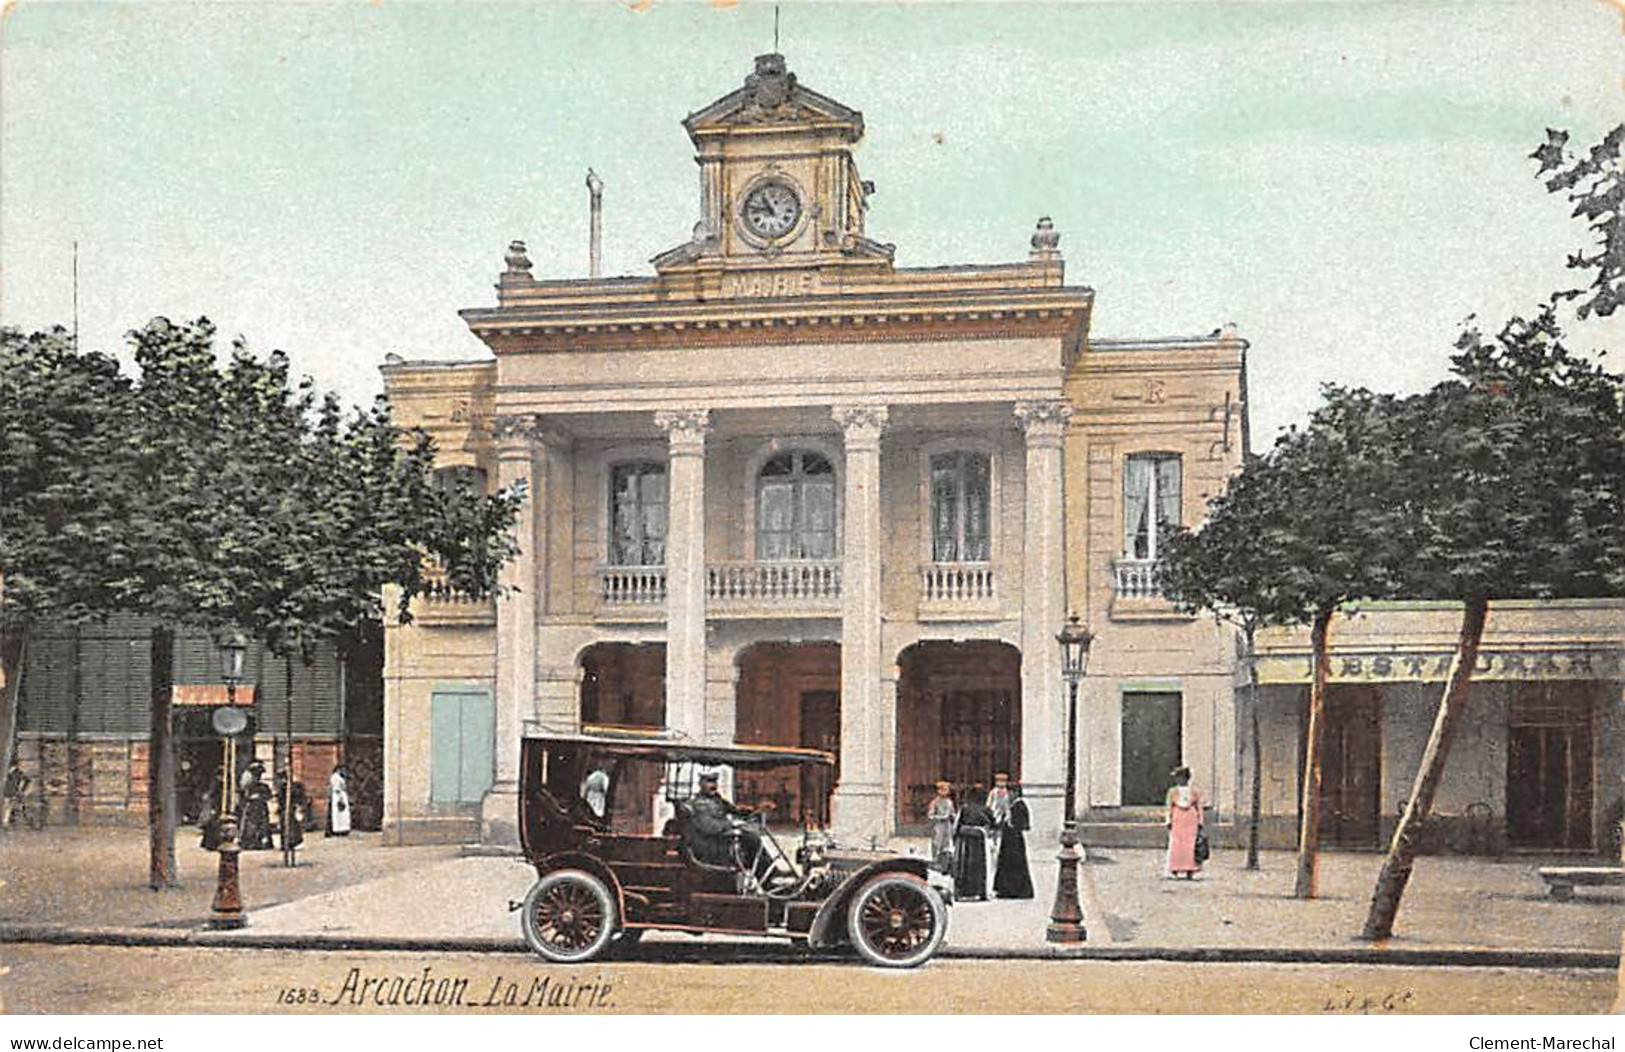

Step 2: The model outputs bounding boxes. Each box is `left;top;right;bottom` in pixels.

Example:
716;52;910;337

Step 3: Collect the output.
0;327;136;627
1360;126;1625;937
1161;384;1423;896
1532;124;1625;319
0;316;525;885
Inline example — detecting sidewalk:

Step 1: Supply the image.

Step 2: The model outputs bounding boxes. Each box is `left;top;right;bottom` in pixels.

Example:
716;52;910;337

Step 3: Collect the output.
3;828;1617;965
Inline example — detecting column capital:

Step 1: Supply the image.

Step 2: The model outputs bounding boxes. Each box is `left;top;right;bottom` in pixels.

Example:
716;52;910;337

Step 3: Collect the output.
1014;400;1074;443
493;413;539;453
654;409;712;454
493;414;571;454
832;404;889;449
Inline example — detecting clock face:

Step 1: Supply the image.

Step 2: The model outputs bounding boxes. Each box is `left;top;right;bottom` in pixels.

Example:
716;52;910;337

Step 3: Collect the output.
741;181;802;240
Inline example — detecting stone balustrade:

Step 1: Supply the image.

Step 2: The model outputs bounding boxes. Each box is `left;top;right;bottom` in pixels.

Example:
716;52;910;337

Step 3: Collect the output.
706;560;842;610
919;561;996;604
597;565;668;606
1114;558;1163;599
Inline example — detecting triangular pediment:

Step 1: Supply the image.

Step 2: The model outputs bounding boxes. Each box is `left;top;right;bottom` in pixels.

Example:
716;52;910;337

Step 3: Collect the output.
683;53;863;140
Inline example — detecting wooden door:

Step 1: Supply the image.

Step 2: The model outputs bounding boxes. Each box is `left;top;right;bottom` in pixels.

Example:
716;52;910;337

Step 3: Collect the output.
1319;686;1382;847
799;691;840;827
1507;683;1593;851
1120;692;1182;806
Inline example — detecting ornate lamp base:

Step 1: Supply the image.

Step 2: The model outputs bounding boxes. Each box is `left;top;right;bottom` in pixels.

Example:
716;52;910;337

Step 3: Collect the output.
208;822;246;930
1046;822;1087;944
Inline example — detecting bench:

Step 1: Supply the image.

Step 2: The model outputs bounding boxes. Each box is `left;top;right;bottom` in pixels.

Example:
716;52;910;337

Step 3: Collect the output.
1537;866;1625;900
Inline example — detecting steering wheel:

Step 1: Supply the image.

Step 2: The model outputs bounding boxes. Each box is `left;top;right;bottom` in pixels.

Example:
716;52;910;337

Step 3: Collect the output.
731;813;809;899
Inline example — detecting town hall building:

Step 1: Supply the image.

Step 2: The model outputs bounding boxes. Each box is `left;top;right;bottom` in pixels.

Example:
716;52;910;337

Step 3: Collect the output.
379;53;1246;847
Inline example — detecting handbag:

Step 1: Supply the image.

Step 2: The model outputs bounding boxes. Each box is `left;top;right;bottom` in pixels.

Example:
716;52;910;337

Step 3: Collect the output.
1194;828;1211;864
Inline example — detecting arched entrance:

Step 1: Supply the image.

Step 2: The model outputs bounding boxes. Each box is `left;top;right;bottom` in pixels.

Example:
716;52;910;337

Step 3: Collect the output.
896;641;1021;829
734;642;841;826
578;643;666;730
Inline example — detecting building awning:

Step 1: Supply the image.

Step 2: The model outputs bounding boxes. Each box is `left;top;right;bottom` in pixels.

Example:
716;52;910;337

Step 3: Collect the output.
171;684;256;707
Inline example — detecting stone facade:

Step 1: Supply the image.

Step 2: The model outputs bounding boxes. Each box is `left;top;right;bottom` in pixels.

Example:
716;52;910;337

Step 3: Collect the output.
379;54;1250;848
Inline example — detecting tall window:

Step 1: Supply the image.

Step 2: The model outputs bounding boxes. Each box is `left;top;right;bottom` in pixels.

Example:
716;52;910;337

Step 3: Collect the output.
757;451;836;560
609;462;667;566
1123;453;1181;560
929;451;991;562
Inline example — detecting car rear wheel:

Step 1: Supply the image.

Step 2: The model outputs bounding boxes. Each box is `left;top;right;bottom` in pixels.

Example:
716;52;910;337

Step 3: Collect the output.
520;870;617;964
846;874;948;968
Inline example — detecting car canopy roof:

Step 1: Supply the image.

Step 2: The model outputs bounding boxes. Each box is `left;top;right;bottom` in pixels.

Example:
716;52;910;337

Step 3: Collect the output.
528;726;835;769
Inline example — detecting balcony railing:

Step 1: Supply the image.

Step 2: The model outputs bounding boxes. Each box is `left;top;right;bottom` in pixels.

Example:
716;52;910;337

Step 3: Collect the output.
707;560;842;611
416;560;496;625
919;562;997;605
1113;558;1163;599
598;565;668;607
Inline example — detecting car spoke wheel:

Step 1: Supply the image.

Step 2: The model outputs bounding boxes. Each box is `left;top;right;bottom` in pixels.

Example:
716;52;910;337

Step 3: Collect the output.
846;874;948;968
521;870;617;964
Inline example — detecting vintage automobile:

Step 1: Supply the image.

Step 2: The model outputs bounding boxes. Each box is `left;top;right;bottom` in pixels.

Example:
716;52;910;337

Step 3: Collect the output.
515;729;951;968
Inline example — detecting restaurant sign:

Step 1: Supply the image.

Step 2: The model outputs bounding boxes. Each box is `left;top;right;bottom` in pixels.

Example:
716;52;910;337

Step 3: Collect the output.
1255;648;1624;685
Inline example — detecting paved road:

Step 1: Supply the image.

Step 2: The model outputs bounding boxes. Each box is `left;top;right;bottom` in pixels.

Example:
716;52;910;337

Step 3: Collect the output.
1;944;1616;1014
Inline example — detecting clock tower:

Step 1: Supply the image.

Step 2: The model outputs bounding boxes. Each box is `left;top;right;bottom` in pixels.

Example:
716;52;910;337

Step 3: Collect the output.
653;53;895;293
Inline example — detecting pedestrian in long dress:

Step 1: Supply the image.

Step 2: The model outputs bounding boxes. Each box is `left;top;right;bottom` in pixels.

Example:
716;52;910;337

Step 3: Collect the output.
327;766;352;837
926;780;956;872
986;772;1011;888
239;764;273;850
952;786;995;901
992;782;1034;899
1164;766;1203;879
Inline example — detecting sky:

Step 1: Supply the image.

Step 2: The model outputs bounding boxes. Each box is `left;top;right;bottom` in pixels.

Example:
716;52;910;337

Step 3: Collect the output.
3;0;1622;445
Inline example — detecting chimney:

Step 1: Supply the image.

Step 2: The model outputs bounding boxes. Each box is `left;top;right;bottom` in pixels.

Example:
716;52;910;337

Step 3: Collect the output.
586;168;604;279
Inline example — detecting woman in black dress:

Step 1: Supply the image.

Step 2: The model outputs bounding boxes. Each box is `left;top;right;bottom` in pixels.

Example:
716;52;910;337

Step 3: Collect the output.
952;786;996;901
992;782;1035;899
239;764;274;850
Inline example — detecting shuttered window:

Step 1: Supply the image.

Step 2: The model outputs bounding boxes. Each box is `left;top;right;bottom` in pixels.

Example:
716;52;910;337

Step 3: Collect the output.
430;687;494;805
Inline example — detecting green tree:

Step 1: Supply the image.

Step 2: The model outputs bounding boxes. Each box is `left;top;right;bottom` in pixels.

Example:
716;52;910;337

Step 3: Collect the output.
1359;126;1625;941
1533;124;1624;320
1160;458;1291;871
1359;309;1625;938
3;318;524;886
0;328;135;793
1162;388;1417;897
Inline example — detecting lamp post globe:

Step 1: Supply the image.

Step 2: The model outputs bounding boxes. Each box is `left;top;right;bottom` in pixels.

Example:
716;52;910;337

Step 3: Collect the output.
219;631;248;691
1047;614;1092;944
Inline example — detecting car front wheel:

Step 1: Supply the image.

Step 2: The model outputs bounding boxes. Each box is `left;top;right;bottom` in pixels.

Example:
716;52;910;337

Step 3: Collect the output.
846;874;948;968
520;870;617;964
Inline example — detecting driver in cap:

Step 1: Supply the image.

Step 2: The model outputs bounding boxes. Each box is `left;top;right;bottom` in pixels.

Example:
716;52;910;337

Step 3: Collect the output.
686;770;771;877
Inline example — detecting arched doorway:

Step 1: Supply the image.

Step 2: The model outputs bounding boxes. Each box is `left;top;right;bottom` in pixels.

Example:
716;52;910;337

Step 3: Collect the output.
578;643;666;730
734;642;840;826
896;641;1021;829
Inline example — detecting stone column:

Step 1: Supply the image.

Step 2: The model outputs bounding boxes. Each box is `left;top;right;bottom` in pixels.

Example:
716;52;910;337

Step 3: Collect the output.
1015;400;1073;838
831;405;889;845
655;409;711;740
485;413;543;845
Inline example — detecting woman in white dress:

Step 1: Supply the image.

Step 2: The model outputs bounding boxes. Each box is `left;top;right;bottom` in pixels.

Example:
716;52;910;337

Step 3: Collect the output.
327;766;352;837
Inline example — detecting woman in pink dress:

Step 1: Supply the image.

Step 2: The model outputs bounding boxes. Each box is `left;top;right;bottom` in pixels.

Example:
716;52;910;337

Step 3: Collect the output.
1164;766;1203;879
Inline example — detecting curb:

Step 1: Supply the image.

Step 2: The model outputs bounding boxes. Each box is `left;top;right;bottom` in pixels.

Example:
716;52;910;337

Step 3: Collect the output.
2;925;1616;970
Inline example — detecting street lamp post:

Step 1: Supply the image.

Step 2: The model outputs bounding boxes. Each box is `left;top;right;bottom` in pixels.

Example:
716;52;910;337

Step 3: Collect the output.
1046;614;1093;944
208;631;249;931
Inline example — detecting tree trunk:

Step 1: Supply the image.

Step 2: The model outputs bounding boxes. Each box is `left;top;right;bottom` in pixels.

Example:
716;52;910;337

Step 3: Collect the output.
0;626;25;804
1293;609;1333;899
68;626;82;823
147;624;179;889
1245;627;1262;871
284;651;296;868
1361;595;1489;940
